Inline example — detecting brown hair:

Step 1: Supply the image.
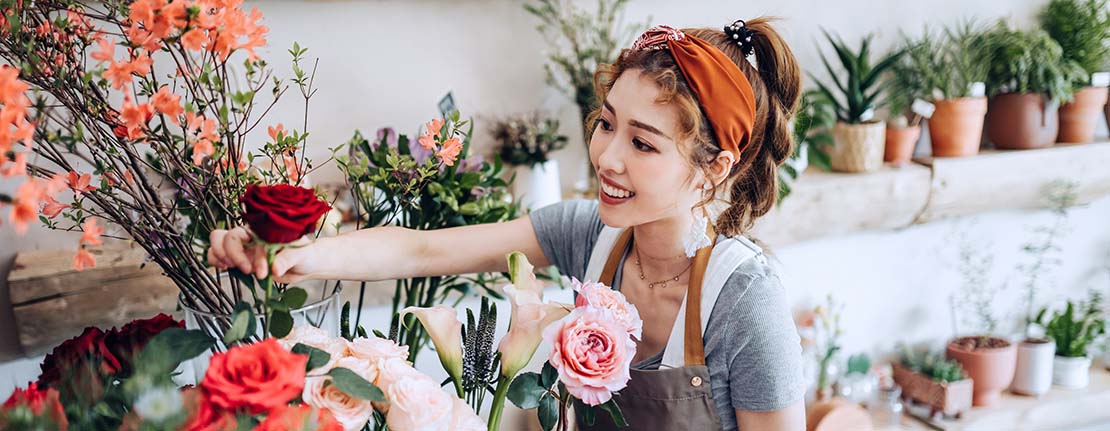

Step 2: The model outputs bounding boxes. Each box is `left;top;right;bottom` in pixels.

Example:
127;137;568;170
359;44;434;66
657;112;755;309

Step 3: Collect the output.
588;18;801;237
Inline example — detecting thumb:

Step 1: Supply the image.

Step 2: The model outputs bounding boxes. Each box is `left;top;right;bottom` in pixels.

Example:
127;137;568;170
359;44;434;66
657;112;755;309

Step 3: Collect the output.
271;247;305;281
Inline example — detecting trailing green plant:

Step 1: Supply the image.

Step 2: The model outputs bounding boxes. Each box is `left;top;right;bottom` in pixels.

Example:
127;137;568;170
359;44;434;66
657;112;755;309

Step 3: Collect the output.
950;225;1002;338
1040;0;1110;82
492;113;569;168
778;90;835;203
1037;291;1107;357
979;21;1087;102
812;31;904;124
1019;180;1080;335
900;347;967;383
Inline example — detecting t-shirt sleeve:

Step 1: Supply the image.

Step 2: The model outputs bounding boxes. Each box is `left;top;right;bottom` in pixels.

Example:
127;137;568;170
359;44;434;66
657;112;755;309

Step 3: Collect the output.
725;273;806;411
528;199;605;280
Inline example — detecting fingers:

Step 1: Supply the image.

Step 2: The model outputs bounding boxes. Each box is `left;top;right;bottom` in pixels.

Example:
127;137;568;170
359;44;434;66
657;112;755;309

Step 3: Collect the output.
223;227;254;274
271;247;297;279
208;229;230;269
252;245;269;280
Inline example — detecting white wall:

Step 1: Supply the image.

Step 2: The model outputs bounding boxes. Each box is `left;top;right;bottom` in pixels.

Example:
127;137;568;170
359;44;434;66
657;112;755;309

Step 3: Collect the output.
2;0;1100;379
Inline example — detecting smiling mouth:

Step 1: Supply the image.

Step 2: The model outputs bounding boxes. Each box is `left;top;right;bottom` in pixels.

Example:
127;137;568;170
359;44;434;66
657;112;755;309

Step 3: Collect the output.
600;180;636;199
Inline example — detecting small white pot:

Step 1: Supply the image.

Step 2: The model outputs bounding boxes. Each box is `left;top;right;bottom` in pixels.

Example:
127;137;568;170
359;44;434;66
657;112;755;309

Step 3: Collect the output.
1053;355;1092;389
513;159;562;210
1012;339;1055;396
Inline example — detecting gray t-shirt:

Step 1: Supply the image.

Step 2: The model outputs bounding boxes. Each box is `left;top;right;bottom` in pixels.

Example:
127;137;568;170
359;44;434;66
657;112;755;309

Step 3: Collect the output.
530;199;805;430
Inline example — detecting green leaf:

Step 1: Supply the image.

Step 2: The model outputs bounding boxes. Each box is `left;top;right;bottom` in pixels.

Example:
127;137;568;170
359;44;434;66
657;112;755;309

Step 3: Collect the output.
541;362;558;388
538;394;559;431
292;343;332;371
599;399;627;427
507;372;546;409
270;310;294;338
328;367;386;401
282;287;308;310
223;309;251;346
136;328;215;376
574;399;597;426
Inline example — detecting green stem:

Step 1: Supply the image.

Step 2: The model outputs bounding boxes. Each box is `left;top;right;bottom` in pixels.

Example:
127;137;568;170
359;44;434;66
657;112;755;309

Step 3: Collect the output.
262;246;277;337
487;377;512;431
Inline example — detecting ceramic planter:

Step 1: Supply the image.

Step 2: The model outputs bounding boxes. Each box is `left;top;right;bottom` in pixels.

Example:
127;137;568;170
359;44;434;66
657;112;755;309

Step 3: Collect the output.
986;93;1059;150
946;336;1017;407
891;363;972;419
1011;338;1055;396
1058;86;1109;144
512;159;562;210
1053;355;1092;389
830;121;886;173
884;125;920;166
927;97;988;157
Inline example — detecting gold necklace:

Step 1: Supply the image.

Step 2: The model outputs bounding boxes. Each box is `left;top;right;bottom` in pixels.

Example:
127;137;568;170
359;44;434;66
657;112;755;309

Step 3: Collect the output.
633;242;692;289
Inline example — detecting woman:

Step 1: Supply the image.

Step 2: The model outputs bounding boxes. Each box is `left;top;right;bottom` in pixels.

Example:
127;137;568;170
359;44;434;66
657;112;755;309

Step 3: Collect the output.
209;17;805;430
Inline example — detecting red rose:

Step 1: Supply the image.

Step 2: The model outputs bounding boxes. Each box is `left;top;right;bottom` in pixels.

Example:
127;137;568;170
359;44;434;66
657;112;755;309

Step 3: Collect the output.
2;382;68;430
38;327;121;389
105;314;184;376
180;388;237;431
240;184;332;244
200;339;307;415
257;404;343;431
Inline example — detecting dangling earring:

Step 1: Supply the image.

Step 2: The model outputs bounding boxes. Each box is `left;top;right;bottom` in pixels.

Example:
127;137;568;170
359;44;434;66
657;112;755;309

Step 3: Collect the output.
682;184;714;257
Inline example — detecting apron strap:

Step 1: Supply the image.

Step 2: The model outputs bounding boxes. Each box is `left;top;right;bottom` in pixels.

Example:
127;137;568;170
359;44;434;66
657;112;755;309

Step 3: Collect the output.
599;229;633;287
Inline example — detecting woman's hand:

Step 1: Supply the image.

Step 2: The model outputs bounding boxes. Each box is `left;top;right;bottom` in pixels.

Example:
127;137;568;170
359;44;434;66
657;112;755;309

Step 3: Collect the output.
207;227;317;284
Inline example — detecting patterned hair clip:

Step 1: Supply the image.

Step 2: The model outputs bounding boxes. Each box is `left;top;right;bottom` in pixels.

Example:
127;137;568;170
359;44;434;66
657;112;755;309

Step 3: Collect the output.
724;20;756;57
632;25;685;51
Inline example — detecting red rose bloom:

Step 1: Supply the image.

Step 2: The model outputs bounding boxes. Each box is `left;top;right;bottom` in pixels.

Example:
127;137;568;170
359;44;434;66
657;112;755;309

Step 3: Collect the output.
38;326;121;388
2;382;68;430
106;314;183;376
200;339;308;415
180;388;237;431
240;184;331;244
257;404;343;431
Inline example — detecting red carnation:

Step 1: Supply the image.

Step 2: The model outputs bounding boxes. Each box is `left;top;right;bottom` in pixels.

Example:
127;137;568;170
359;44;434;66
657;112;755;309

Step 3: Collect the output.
240;184;331;244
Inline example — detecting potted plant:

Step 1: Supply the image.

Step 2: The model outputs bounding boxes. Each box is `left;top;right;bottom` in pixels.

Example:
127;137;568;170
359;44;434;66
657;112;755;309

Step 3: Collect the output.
946;233;1017;407
884;33;937;165
900;22;992;157
1041;0;1110;143
491;113;569;209
779;90;835;204
892;348;973;419
1036;292;1107;389
1012;181;1079;396
981;22;1087;150
812;31;903;173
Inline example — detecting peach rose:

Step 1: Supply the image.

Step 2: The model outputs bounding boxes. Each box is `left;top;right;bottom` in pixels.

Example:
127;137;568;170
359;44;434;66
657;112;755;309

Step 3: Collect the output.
543;306;636;406
447;396;485;431
301;375;374;431
280;325;349;370
348;336;409;363
573;278;642;339
372;358;424;392
384;376;453;431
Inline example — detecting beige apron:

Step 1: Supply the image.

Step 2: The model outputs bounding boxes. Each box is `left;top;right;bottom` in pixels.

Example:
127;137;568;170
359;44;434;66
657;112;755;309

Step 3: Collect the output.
578;226;763;430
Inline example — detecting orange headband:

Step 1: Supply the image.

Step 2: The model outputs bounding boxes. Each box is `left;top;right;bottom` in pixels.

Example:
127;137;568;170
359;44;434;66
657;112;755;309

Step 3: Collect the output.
632;25;757;164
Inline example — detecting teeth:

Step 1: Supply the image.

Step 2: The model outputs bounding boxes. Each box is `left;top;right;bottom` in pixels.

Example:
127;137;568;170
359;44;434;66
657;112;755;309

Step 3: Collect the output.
601;182;634;199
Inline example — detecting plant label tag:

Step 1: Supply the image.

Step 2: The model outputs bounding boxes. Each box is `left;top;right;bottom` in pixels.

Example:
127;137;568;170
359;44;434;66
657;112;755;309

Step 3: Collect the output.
968;82;986;97
860;108;875;122
438;92;458;118
1091;72;1110;87
911;99;936;119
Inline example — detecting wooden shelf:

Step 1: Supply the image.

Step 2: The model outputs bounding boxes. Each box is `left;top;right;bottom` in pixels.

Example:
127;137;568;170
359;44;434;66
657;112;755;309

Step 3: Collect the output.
753;141;1110;246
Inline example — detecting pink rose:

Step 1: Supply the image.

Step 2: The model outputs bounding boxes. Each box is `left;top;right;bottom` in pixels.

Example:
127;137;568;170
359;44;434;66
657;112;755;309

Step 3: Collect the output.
372;358;425;392
280;325;349;370
348;336;409;363
448;396;485;431
574;278;642;340
384;376;453;431
302;373;374;431
544;306;636;406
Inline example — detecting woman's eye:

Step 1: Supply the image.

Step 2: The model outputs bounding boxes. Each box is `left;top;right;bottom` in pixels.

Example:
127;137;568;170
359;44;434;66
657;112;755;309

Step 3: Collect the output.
632;138;655;152
598;119;613;131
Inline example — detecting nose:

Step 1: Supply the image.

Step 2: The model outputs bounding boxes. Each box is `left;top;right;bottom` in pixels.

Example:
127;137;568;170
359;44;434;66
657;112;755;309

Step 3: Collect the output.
593;131;626;176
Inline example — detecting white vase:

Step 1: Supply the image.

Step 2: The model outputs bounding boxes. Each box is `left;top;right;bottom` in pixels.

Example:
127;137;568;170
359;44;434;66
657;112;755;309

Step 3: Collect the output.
1012;339;1055;396
1052;355;1092;389
513;159;562;210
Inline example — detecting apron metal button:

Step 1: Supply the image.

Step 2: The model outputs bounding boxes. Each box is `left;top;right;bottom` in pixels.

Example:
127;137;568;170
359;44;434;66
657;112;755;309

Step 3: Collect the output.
691;376;703;387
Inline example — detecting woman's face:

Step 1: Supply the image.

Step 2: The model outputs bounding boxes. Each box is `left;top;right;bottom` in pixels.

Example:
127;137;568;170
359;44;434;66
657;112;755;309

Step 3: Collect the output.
589;69;707;228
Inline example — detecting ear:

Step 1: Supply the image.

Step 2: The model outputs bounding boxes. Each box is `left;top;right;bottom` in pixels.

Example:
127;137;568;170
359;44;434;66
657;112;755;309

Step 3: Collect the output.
705;151;735;188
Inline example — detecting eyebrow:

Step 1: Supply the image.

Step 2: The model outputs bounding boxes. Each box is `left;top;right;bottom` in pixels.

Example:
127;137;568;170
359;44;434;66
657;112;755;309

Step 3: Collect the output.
603;100;672;140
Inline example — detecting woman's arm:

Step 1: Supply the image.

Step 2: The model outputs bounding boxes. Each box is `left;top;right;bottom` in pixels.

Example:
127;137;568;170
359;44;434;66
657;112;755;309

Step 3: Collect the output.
736;401;806;431
207;216;549;283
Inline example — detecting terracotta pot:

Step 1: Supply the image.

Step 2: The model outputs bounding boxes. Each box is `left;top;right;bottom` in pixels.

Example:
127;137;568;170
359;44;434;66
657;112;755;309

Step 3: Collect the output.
1012;338;1055;396
986;93;1059;150
946;336;1017;407
891;363;972;418
830;121;886;173
927;97;987;157
1058;86;1109;144
884;125;921;166
805;396;874;431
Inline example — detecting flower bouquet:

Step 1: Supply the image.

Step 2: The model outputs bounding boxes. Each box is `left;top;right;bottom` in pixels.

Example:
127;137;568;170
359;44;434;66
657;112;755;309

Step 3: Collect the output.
0;0;331;330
